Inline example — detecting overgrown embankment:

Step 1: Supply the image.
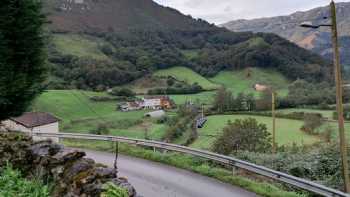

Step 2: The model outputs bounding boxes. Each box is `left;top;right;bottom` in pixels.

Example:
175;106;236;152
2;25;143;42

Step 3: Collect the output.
0;132;137;197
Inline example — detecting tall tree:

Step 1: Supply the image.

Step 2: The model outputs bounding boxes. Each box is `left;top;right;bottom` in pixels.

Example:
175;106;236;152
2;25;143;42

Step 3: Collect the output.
0;0;46;120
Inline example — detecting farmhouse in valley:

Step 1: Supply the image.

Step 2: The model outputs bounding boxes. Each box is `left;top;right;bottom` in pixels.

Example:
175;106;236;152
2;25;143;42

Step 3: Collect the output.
120;101;143;112
119;96;174;111
1;112;60;142
143;96;173;110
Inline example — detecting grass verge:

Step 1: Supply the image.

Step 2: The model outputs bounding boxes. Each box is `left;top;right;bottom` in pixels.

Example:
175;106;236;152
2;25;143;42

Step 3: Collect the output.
63;139;306;197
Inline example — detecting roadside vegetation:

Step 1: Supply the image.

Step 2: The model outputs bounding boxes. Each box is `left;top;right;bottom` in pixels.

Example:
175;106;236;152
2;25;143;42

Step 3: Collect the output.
63;139;305;197
102;183;129;197
0;165;50;197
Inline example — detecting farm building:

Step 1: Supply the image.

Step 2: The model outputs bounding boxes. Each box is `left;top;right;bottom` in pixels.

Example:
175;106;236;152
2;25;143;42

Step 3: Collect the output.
144;110;166;118
142;96;174;110
120;102;142;112
119;96;175;112
1;112;60;143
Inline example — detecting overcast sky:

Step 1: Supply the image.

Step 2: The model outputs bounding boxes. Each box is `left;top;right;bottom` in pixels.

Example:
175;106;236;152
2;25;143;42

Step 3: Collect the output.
153;0;350;24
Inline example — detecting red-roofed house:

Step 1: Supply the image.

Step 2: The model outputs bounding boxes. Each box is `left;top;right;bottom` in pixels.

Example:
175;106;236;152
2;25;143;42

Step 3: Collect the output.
142;96;174;110
2;112;60;142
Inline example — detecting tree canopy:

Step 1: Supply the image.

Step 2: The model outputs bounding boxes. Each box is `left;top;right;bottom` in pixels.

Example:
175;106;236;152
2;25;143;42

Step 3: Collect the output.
0;0;46;120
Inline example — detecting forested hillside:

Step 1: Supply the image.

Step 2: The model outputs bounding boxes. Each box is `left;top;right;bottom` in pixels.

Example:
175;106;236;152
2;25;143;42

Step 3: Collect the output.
222;2;350;67
44;0;330;90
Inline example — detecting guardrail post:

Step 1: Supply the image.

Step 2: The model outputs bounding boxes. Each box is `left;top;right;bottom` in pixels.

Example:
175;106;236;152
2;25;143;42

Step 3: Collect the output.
114;141;119;174
153;147;156;153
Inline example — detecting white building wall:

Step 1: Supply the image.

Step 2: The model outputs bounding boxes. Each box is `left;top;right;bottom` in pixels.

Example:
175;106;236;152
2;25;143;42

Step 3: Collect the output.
32;122;59;143
1;120;59;143
143;99;161;109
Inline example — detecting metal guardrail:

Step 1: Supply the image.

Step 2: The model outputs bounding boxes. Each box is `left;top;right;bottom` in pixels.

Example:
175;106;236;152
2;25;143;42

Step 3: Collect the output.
32;132;350;197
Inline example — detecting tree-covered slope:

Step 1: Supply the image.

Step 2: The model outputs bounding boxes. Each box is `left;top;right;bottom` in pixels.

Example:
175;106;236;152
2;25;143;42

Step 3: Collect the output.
44;0;331;90
222;2;350;67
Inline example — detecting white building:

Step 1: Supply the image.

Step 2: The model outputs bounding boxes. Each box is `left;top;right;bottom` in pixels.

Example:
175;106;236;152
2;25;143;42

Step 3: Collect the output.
142;97;162;110
1;112;60;143
144;110;166;118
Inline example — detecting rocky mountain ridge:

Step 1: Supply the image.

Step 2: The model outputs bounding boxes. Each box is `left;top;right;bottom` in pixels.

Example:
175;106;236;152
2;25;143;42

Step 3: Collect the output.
222;2;350;66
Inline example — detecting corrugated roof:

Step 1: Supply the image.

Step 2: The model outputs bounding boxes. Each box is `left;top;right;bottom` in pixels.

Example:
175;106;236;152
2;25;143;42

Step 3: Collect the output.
10;112;60;128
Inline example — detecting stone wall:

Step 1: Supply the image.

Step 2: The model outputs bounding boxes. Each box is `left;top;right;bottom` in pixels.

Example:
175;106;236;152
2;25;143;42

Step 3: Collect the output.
0;132;137;197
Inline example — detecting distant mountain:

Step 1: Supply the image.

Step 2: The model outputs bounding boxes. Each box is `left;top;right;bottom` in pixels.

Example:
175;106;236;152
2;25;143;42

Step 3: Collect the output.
222;2;350;66
44;0;213;33
43;0;330;90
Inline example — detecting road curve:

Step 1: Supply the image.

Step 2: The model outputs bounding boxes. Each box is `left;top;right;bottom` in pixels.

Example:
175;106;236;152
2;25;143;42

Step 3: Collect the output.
82;149;259;197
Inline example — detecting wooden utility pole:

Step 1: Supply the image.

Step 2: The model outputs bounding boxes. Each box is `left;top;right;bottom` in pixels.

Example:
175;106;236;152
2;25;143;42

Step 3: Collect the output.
330;0;350;192
254;85;277;153
271;91;276;154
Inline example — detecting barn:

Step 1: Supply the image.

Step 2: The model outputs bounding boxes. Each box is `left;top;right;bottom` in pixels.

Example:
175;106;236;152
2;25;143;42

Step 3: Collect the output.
1;112;60;143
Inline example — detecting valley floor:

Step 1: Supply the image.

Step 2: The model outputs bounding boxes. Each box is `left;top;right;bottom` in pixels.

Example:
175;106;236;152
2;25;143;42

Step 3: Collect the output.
33;89;347;151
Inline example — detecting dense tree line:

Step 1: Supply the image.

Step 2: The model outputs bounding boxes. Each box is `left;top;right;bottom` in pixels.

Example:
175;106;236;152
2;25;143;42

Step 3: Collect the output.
48;25;331;90
163;104;199;143
212;87;255;112
48;55;143;90
280;80;340;108
148;82;203;95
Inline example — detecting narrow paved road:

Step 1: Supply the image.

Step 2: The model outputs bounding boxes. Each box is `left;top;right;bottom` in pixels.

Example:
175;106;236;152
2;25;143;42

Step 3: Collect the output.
82;149;258;197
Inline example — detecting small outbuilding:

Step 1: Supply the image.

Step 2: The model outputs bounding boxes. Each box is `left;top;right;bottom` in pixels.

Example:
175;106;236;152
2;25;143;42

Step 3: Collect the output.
1;112;60;143
144;110;166;118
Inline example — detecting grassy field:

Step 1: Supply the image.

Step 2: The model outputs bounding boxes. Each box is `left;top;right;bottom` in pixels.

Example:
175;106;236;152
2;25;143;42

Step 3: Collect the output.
35;90;349;150
191;114;321;150
52;34;110;60
153;67;220;90
169;91;215;105
210;68;290;96
33;90;165;140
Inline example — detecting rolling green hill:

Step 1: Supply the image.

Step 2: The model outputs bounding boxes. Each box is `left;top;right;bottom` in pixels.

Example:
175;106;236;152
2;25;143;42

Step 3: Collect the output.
154;67;220;90
117;66;289;98
210;68;290;96
44;0;330;91
52;34;110;60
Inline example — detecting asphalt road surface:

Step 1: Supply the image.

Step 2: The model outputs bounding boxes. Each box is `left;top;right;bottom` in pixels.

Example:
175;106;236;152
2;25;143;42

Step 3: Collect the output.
82;149;259;197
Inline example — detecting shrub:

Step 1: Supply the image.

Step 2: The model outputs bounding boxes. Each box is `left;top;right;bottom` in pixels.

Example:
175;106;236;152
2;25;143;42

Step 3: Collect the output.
90;124;110;135
301;113;323;135
235;143;344;190
212;118;271;155
101;182;128;197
